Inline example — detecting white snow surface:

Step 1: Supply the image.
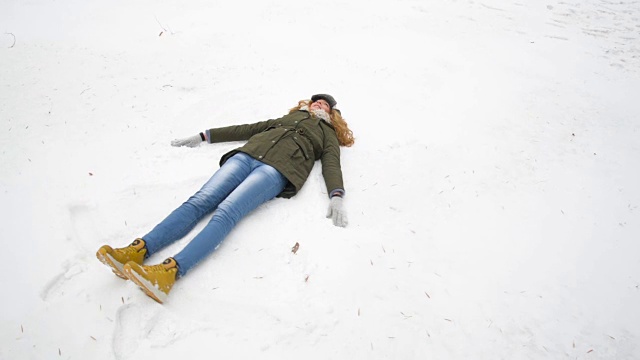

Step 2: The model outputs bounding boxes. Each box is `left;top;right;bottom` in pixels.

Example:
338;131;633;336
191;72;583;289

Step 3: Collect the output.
1;0;640;359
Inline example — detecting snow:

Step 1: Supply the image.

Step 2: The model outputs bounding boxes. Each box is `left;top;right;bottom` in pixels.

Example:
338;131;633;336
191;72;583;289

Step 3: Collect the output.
1;0;639;358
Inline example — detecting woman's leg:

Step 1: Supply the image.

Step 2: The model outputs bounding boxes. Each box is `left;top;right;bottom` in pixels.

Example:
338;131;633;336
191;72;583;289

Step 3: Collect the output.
142;153;257;256
173;158;287;277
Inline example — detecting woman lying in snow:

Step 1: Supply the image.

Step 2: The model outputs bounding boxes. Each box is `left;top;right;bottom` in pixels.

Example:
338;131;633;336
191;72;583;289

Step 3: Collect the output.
96;94;355;303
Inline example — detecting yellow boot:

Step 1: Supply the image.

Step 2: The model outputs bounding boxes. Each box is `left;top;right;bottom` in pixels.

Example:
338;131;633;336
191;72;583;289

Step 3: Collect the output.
96;238;147;279
123;257;178;304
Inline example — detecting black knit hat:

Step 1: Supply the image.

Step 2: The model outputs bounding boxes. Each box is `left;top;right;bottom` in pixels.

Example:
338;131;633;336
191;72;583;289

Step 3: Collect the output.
311;94;337;109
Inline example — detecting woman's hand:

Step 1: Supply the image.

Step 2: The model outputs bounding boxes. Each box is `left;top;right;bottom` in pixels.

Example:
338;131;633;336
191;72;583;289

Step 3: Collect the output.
171;134;204;148
326;196;348;227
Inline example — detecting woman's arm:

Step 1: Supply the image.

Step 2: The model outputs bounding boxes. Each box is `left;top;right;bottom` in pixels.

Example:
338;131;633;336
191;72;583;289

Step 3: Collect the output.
206;118;280;143
320;123;348;227
171;117;283;147
320;126;345;197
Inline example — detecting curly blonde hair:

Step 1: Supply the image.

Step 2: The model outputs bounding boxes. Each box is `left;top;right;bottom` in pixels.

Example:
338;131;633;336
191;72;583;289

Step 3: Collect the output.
289;100;355;147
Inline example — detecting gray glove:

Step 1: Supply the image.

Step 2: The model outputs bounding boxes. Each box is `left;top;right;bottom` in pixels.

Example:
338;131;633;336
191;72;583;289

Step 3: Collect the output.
171;134;203;148
326;196;348;227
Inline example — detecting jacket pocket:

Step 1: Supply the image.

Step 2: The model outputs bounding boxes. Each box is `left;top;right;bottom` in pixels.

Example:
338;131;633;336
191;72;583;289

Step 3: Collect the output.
293;139;310;160
291;146;309;160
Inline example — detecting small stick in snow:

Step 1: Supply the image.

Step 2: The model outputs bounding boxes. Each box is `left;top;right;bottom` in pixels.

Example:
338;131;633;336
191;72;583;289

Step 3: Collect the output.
5;32;16;48
154;16;174;35
587;349;594;353
424;291;430;299
90;336;96;341
21;325;24;333
291;242;299;254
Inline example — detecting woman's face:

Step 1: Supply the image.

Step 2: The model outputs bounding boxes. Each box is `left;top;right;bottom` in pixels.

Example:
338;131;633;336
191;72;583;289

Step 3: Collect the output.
310;99;331;113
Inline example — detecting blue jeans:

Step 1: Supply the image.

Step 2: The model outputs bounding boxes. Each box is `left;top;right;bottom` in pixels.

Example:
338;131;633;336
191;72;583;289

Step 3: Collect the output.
142;152;288;277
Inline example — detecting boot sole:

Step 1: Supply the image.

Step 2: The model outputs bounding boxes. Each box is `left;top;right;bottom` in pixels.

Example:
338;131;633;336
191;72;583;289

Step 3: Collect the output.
96;250;128;280
123;265;168;304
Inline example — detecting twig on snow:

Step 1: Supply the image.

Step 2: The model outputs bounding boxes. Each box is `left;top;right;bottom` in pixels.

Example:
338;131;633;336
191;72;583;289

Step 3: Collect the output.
155;16;174;36
5;33;16;48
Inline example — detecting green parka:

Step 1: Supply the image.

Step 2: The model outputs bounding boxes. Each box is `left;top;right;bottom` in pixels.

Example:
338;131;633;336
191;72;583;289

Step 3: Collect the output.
208;110;344;199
